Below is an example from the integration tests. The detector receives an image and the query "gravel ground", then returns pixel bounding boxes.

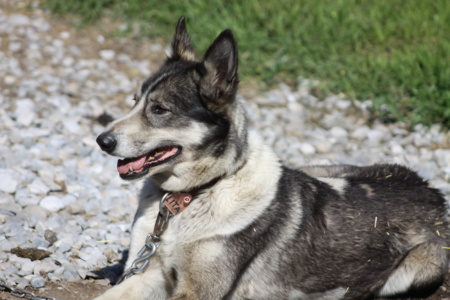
[1,1,450,299]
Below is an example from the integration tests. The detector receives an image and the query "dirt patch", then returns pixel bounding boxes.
[0,280,109,300]
[1,275,450,299]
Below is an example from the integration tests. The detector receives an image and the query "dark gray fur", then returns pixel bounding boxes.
[226,165,448,299]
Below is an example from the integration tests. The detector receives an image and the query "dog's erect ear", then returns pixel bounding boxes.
[200,29,239,105]
[169,16,196,61]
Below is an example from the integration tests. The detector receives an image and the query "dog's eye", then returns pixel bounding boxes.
[151,104,168,115]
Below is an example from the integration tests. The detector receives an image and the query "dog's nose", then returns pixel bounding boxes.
[96,133,117,153]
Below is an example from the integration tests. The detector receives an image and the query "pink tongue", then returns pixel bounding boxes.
[117,155,147,175]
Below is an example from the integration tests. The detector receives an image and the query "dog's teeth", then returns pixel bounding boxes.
[129,166,134,172]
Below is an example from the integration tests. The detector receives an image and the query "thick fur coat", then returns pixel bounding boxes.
[95,17,449,300]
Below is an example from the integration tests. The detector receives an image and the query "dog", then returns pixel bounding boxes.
[95,16,449,300]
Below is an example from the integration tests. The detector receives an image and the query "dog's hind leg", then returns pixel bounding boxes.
[377,238,448,297]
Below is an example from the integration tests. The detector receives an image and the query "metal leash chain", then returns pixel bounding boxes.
[115,233,161,284]
[0,279,62,300]
[116,193,172,285]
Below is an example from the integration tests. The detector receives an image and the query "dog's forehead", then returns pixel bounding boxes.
[140,61,199,98]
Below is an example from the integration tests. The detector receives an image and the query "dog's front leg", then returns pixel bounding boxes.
[167,242,246,300]
[95,195,170,300]
[94,265,169,300]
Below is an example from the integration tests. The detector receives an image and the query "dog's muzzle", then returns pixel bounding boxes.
[96,132,117,153]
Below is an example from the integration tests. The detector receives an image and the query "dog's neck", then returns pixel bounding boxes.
[167,174,224,197]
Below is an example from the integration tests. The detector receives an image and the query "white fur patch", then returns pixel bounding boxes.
[165,131,282,241]
[288,287,347,300]
[378,267,415,297]
[317,177,348,194]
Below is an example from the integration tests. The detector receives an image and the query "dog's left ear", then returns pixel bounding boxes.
[200,29,239,105]
[169,16,196,61]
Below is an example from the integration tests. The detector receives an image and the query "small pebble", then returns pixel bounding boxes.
[39,196,64,212]
[44,229,58,246]
[30,276,45,288]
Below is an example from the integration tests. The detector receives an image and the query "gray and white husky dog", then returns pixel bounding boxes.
[95,17,449,300]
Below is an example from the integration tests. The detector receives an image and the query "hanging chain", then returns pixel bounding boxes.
[0,279,62,300]
[116,193,173,285]
[115,233,161,285]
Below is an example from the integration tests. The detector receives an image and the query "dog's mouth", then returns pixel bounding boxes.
[117,146,181,180]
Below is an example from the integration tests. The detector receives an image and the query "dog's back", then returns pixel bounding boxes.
[231,164,448,299]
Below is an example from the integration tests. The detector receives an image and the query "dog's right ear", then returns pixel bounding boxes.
[168,16,196,61]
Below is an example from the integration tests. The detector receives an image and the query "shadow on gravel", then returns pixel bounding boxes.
[93,250,128,285]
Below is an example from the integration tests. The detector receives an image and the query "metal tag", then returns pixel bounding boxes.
[163,192,193,216]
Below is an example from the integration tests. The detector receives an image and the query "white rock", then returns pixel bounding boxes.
[117,53,130,62]
[63,265,80,281]
[15,98,36,127]
[4,75,16,85]
[17,128,51,139]
[63,119,82,134]
[33,261,58,275]
[335,99,352,110]
[414,133,431,147]
[9,14,31,27]
[299,143,316,155]
[17,190,41,207]
[66,201,85,215]
[20,261,36,274]
[366,130,384,146]
[32,18,50,32]
[48,266,64,281]
[330,126,348,140]
[78,268,88,279]
[39,196,64,212]
[62,56,74,67]
[0,191,15,206]
[390,144,404,155]
[99,49,115,60]
[28,178,50,195]
[57,242,72,253]
[0,239,13,252]
[60,31,71,39]
[79,246,107,267]
[97,35,105,43]
[0,169,19,194]
[351,126,369,140]
[434,149,450,168]
[442,166,450,176]
[30,276,45,288]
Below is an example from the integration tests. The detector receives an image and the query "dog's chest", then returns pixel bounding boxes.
[154,190,269,280]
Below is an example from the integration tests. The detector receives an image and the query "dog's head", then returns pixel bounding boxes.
[96,17,247,191]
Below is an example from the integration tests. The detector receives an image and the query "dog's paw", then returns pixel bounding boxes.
[93,274,168,300]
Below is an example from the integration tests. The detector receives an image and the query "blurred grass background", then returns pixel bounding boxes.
[43,0,450,128]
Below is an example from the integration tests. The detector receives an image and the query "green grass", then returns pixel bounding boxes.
[44,0,450,128]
